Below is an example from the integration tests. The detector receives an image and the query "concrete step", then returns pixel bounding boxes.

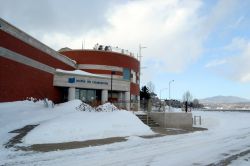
[136,115,160,127]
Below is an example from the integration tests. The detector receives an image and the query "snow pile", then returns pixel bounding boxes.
[0,100,153,145]
[76,102,119,112]
[76,102,95,112]
[96,102,118,112]
[0,99,153,145]
[0,100,45,112]
[23,110,153,144]
[53,100,82,111]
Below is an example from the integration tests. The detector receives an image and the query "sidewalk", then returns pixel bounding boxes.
[6,124,206,152]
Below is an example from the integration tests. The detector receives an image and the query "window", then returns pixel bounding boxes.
[123,68,130,80]
[75,89,96,102]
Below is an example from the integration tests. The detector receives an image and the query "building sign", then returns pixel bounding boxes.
[68,77,108,85]
[68,77,76,83]
[54,74,129,91]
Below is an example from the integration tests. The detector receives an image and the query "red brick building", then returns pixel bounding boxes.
[0,18,140,110]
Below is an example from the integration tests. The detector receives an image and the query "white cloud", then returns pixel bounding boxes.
[32,0,205,75]
[208,38,250,83]
[205,59,227,68]
[230,16,245,28]
[42,0,238,75]
[1,0,241,80]
[228,38,250,83]
[79,0,205,73]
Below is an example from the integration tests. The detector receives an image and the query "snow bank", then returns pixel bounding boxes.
[96,102,118,112]
[0,100,45,112]
[23,110,154,144]
[76,102,96,112]
[54,99,82,112]
[0,100,81,146]
[0,99,153,146]
[76,102,119,112]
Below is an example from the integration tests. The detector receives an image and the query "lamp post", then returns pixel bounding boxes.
[138,44,146,111]
[159,88,168,128]
[111,71,116,103]
[139,44,147,61]
[160,88,168,100]
[160,88,167,112]
[168,80,174,111]
[138,44,147,88]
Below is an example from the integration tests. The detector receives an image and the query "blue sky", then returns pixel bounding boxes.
[1,0,250,100]
[141,0,250,100]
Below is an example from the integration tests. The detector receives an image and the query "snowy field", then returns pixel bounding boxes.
[1,100,250,165]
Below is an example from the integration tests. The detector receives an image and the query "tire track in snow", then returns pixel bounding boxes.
[206,148,250,166]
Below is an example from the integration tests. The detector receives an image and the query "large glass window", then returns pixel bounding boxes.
[123,68,130,80]
[75,89,97,102]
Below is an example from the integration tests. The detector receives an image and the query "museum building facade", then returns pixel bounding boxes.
[0,18,140,110]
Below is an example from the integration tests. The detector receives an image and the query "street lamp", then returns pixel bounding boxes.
[138,44,147,87]
[159,88,168,128]
[160,88,168,100]
[138,44,147,61]
[110,71,116,103]
[159,88,167,112]
[169,80,174,111]
[138,44,146,111]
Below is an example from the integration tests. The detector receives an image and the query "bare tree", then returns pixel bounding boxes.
[193,98,199,107]
[147,81,155,94]
[192,98,204,108]
[182,91,193,103]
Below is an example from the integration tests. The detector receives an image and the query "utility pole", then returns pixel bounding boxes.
[169,80,174,111]
[138,44,147,88]
[138,44,146,111]
[159,88,168,112]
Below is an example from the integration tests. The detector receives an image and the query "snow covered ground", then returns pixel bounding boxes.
[1,100,250,166]
[0,100,153,144]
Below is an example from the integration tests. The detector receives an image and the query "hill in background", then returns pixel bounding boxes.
[200,96,250,110]
[200,95,250,104]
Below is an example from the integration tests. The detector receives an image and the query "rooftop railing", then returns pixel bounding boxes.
[93,44,136,58]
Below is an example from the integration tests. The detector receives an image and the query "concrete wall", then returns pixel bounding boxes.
[149,112,193,129]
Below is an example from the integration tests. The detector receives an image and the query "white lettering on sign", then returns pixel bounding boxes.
[74,78,108,85]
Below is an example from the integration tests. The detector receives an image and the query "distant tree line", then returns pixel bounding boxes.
[164,99,204,108]
[140,85,204,109]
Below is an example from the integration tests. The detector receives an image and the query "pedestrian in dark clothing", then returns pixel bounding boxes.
[185,101,188,112]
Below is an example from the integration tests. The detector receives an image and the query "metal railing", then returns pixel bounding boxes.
[193,116,202,125]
